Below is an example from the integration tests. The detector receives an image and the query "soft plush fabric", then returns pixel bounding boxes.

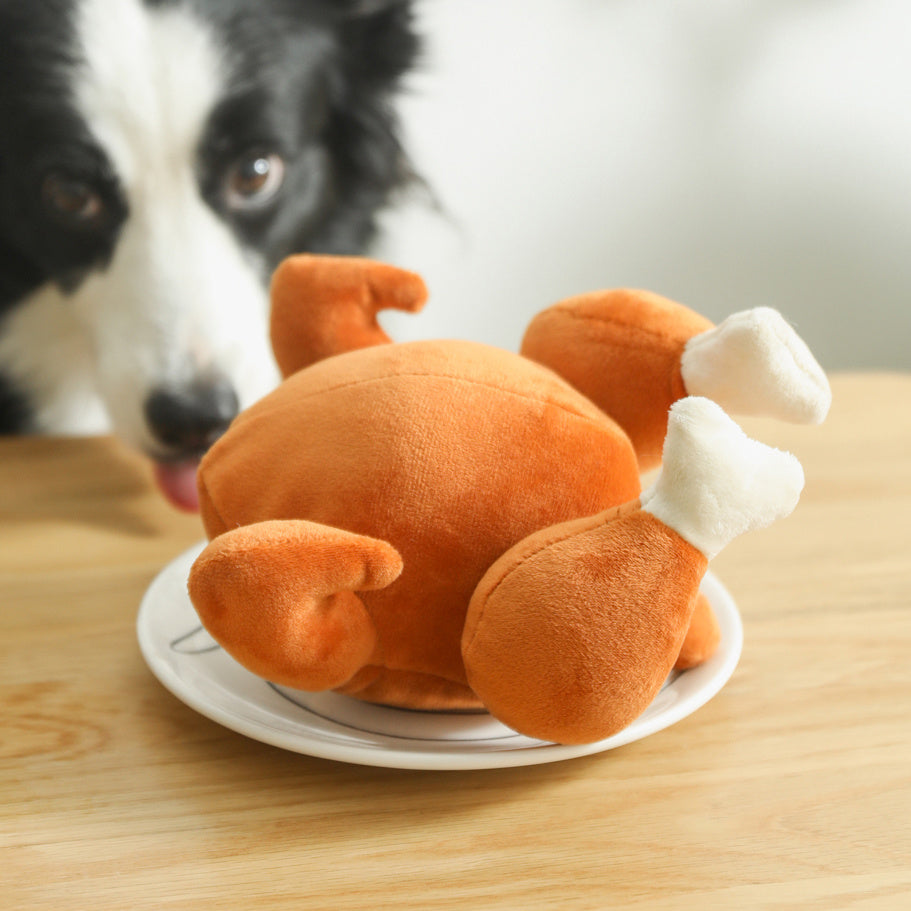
[463,507,708,745]
[270,255,429,378]
[188,254,829,744]
[680,307,832,425]
[640,396,805,561]
[521,289,713,472]
[195,337,644,709]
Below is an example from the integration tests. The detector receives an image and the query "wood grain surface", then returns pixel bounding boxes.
[2,373,909,910]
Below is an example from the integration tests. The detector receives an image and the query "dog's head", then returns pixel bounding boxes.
[0,0,418,507]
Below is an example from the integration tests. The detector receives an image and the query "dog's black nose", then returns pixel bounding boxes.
[144,377,239,453]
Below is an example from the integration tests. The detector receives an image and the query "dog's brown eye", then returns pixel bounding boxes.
[225,152,285,209]
[41,173,105,227]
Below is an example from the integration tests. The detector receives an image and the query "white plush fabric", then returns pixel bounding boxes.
[641,397,805,560]
[680,307,832,424]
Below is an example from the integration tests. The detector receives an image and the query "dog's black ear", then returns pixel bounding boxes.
[334,0,420,86]
[307,0,413,24]
[338,0,412,16]
[308,0,421,251]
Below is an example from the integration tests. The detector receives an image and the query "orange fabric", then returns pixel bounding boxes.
[196,337,642,711]
[674,592,721,670]
[189,255,725,742]
[463,508,708,744]
[521,289,713,471]
[269,254,427,378]
[188,520,401,690]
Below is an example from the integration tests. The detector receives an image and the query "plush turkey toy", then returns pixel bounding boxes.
[188,255,830,745]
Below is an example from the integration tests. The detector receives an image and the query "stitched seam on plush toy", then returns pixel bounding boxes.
[541,307,688,347]
[211,500,231,534]
[200,479,236,537]
[352,663,473,692]
[248,371,614,431]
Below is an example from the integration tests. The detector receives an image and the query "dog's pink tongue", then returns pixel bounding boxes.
[153,460,201,512]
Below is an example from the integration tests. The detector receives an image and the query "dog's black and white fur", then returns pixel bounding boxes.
[0,0,418,503]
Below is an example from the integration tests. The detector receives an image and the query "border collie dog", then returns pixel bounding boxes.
[0,0,418,508]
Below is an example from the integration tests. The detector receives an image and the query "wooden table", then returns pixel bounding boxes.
[2,373,909,910]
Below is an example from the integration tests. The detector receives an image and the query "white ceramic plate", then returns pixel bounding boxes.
[137,543,743,770]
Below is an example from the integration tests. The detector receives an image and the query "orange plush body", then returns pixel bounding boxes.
[189,255,827,745]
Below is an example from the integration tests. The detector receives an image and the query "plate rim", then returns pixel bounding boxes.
[137,542,743,770]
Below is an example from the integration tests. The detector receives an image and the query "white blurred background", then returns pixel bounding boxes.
[376,0,911,369]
